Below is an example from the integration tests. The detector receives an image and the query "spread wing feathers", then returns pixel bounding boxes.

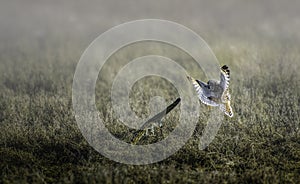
[219,101,233,117]
[220,65,231,102]
[187,76,219,107]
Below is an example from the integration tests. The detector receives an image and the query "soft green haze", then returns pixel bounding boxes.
[0,0,299,183]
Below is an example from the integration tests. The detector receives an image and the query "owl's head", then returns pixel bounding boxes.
[207,80,218,90]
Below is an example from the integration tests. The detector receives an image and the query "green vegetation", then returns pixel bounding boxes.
[0,34,299,183]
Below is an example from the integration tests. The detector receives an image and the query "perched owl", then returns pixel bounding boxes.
[187,65,233,117]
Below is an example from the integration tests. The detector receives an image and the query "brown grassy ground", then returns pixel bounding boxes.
[0,0,300,183]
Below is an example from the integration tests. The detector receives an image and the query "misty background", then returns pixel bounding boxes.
[1,1,300,183]
[1,0,300,49]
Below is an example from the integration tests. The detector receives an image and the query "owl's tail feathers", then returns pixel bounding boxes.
[220,101,233,117]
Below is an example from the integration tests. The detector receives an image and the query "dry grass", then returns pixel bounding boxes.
[0,36,299,183]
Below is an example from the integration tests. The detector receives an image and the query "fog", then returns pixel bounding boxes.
[1,0,299,46]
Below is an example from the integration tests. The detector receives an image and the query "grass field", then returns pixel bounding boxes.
[1,0,300,183]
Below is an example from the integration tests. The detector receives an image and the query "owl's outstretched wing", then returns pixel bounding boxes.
[220,65,231,102]
[219,65,233,117]
[187,76,219,106]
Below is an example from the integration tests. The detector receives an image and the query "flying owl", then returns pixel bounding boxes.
[187,65,233,117]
